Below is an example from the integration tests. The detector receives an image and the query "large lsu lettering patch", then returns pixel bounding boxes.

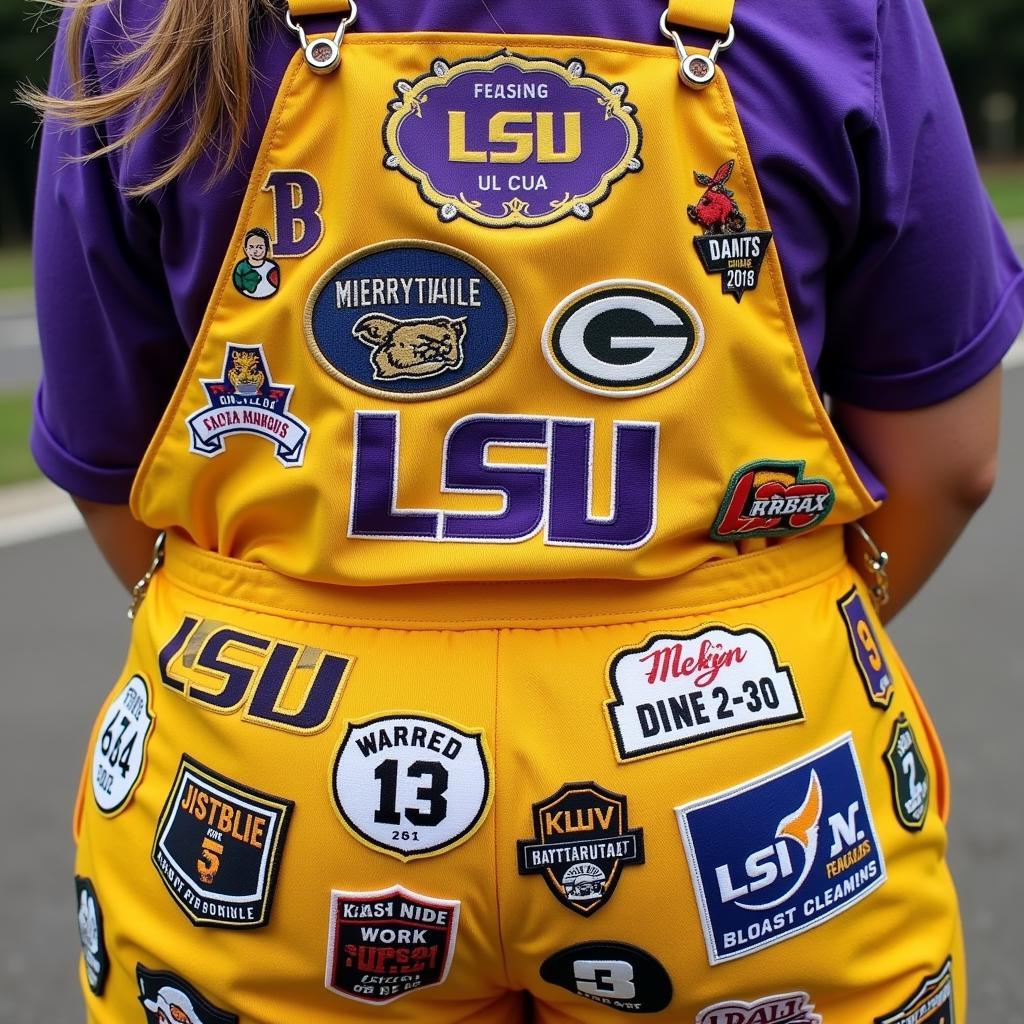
[152,755,293,928]
[332,715,492,860]
[186,345,310,466]
[349,412,659,549]
[712,461,834,541]
[676,734,886,964]
[383,52,642,228]
[158,615,353,735]
[304,242,515,400]
[605,626,803,762]
[325,887,460,1005]
[875,958,955,1024]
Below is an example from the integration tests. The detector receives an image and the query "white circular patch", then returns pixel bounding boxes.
[542,280,704,397]
[91,674,154,815]
[332,714,492,861]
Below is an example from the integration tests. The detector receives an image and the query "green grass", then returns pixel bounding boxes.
[981,166,1024,221]
[0,391,40,486]
[0,247,32,291]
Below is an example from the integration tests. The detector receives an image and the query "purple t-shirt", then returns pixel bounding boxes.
[31,0,1024,503]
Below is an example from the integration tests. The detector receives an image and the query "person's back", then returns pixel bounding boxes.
[31,1,1021,1021]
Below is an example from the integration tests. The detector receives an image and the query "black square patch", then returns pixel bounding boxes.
[151,755,292,928]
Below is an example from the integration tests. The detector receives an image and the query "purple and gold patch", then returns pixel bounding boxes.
[383,52,642,228]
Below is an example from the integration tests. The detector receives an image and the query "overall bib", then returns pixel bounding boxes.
[73,2,965,1021]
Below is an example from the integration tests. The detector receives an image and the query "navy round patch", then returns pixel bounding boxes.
[304,241,516,399]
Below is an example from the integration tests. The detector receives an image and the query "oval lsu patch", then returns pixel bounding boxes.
[383,52,642,228]
[304,241,515,400]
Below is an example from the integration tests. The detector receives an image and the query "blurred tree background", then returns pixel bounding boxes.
[1,0,1023,246]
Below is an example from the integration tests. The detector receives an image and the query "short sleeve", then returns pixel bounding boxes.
[30,8,189,503]
[819,0,1024,410]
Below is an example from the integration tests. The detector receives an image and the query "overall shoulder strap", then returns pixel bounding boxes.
[666,0,734,35]
[288,0,350,15]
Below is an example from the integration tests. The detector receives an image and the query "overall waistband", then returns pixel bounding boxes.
[160,528,851,630]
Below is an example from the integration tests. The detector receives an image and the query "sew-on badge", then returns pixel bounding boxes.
[231,227,280,299]
[186,344,310,466]
[883,714,930,832]
[875,958,955,1024]
[261,169,324,257]
[382,52,642,228]
[517,782,645,917]
[605,626,803,762]
[838,587,894,708]
[539,941,673,1014]
[332,714,492,861]
[542,281,704,398]
[688,160,773,302]
[712,460,834,541]
[75,877,109,997]
[696,992,822,1024]
[152,755,293,929]
[304,241,515,400]
[676,734,886,965]
[325,886,460,1005]
[158,615,353,735]
[91,674,154,816]
[137,964,238,1024]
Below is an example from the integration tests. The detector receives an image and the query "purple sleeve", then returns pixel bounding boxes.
[818,0,1024,410]
[30,10,190,503]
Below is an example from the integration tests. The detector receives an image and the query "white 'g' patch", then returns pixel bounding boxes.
[332,714,492,861]
[91,674,154,815]
[542,280,703,397]
[605,626,802,761]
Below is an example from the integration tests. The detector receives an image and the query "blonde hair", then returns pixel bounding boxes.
[23,0,277,196]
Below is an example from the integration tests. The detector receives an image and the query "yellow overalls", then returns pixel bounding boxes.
[72,1,965,1020]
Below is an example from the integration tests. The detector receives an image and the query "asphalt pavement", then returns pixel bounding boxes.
[0,369,1022,1022]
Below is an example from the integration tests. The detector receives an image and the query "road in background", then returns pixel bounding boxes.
[0,369,1022,1022]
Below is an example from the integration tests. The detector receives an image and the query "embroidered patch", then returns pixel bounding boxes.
[137,964,237,1024]
[91,674,154,816]
[883,714,930,832]
[542,281,703,397]
[348,411,659,548]
[605,626,803,762]
[158,615,353,735]
[304,241,515,400]
[382,52,642,228]
[688,160,773,302]
[75,877,109,997]
[261,169,323,257]
[539,941,673,1014]
[186,345,310,466]
[332,714,492,860]
[325,886,460,1005]
[676,734,886,964]
[712,460,834,541]
[696,992,822,1024]
[231,227,279,299]
[838,588,894,708]
[517,782,645,916]
[875,958,955,1024]
[152,755,293,929]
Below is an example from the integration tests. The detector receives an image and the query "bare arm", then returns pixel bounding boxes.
[72,497,160,592]
[833,366,1003,623]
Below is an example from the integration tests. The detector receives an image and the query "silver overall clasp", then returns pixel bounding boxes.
[850,521,891,609]
[128,531,166,621]
[286,0,358,75]
[659,10,735,90]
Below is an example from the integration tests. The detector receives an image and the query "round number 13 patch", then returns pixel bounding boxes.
[332,714,492,861]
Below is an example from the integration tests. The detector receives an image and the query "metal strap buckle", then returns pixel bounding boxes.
[850,522,891,609]
[659,10,735,90]
[286,1,358,75]
[128,531,166,621]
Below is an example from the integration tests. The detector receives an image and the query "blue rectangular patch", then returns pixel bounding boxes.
[838,588,893,707]
[676,734,886,964]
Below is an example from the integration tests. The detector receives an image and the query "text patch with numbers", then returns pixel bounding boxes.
[91,674,154,816]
